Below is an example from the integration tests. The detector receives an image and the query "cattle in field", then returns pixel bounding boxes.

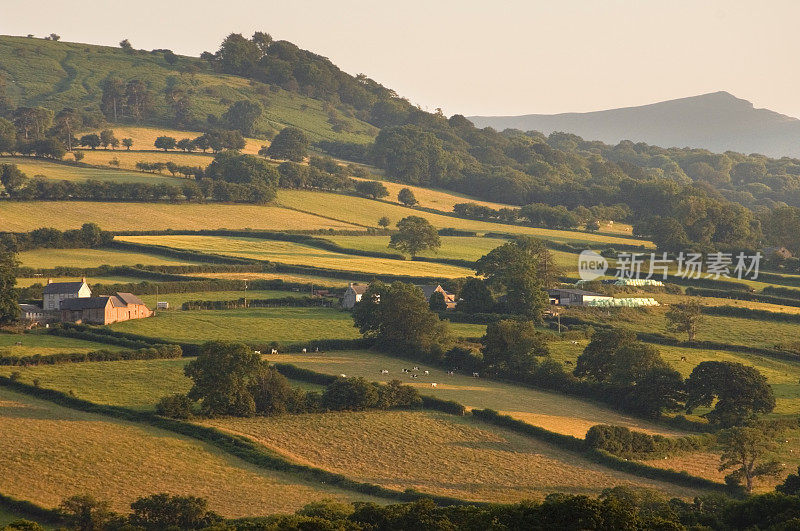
[271,348,278,355]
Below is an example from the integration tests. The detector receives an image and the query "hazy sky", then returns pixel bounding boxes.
[2,0,798,118]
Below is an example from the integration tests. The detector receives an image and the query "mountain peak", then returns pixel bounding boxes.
[468,92,800,157]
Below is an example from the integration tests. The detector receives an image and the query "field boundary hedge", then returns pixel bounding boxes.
[181,296,336,310]
[0,343,182,367]
[0,377,472,508]
[110,240,454,284]
[471,409,729,494]
[0,492,64,526]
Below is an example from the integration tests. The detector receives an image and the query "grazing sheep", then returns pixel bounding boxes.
[302,348,307,353]
[339,374,347,378]
[380,369,389,374]
[412,366,419,371]
[447,371,454,375]
[270,348,278,355]
[253,350,261,355]
[472,372,480,378]
[571,341,578,345]
[424,370,429,375]
[680,356,687,362]
[431,383,437,388]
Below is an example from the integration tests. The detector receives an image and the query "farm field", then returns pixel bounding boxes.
[276,189,653,247]
[0,387,378,515]
[109,307,486,343]
[197,271,355,287]
[80,126,265,156]
[351,177,520,213]
[1,156,179,184]
[326,235,506,262]
[0,332,123,358]
[205,410,708,502]
[16,247,203,269]
[0,201,362,232]
[136,289,312,308]
[15,275,147,288]
[561,305,800,350]
[116,235,476,278]
[266,350,685,438]
[324,234,581,269]
[74,149,216,171]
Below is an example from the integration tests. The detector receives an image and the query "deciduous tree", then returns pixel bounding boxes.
[389,216,440,257]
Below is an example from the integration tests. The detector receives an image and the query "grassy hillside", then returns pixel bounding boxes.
[0,201,362,231]
[16,247,202,269]
[108,307,485,344]
[205,410,707,502]
[0,387,376,515]
[116,235,476,277]
[0,332,124,357]
[0,35,376,143]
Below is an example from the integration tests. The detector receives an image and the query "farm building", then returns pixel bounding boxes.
[548,288,613,306]
[19,303,45,322]
[342,283,368,309]
[60,292,152,325]
[42,278,91,310]
[417,284,457,309]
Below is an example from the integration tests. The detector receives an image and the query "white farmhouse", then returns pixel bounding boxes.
[42,278,91,311]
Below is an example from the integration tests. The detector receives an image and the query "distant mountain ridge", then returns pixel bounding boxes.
[468,92,800,158]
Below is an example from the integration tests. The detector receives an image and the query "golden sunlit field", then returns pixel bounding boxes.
[116,235,476,277]
[204,410,708,502]
[0,201,363,232]
[0,387,378,516]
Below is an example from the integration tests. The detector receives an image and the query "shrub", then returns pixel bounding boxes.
[155,394,193,419]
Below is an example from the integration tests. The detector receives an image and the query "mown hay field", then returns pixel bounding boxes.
[0,387,379,515]
[0,332,124,358]
[16,247,202,269]
[276,189,653,248]
[205,410,707,502]
[267,350,684,438]
[350,177,520,213]
[116,235,476,278]
[0,201,362,232]
[323,234,582,270]
[108,307,485,344]
[2,156,179,184]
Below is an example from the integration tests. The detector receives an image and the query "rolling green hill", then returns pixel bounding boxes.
[0,35,376,143]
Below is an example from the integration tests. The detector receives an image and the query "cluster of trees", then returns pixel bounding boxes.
[30,480,800,530]
[147,130,246,153]
[158,341,422,418]
[135,161,203,178]
[574,328,775,424]
[78,130,130,151]
[454,201,630,231]
[352,281,454,358]
[0,223,111,252]
[0,247,17,325]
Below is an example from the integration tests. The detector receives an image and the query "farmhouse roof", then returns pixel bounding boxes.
[348,284,368,295]
[417,284,443,300]
[43,281,87,295]
[548,288,607,297]
[19,303,43,313]
[115,292,145,306]
[60,296,111,310]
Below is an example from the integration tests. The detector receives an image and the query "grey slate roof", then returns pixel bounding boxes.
[115,292,145,306]
[60,297,111,310]
[43,281,87,295]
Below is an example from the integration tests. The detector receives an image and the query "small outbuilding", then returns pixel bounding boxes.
[548,288,613,307]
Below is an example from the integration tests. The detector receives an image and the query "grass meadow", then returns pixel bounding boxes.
[0,332,124,358]
[15,275,148,288]
[266,350,684,438]
[276,189,653,247]
[108,307,486,344]
[16,248,202,269]
[205,410,708,502]
[0,202,362,232]
[197,271,355,287]
[116,235,476,278]
[74,149,216,171]
[2,156,180,184]
[0,387,378,516]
